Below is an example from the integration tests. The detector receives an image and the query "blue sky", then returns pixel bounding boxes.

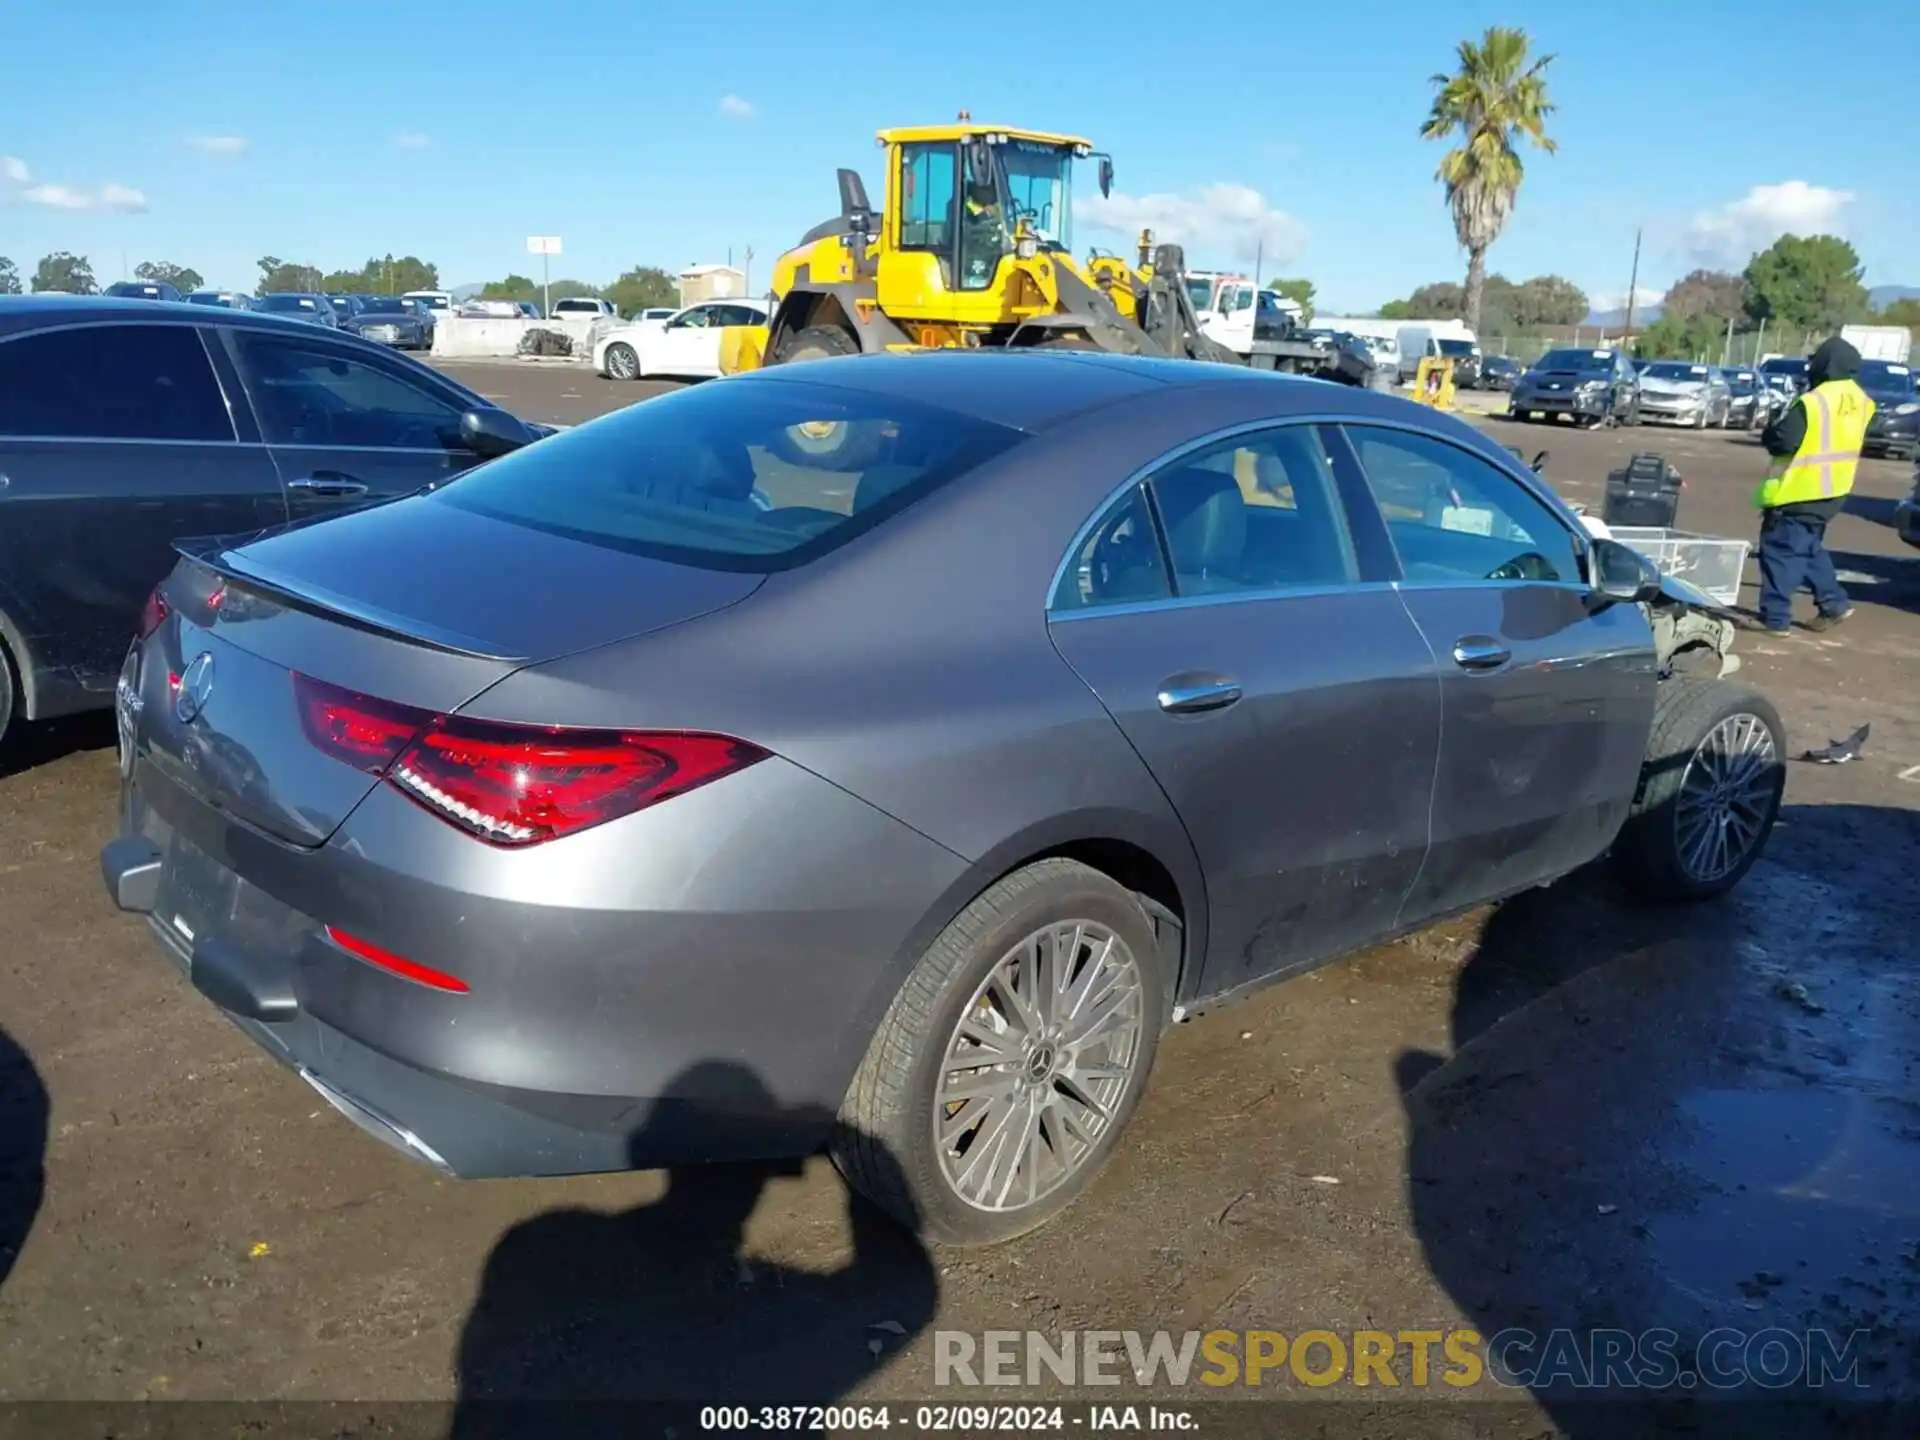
[4,0,1915,317]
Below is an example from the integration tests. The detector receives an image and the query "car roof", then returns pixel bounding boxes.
[736,349,1399,433]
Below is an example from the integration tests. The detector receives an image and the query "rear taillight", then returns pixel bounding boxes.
[136,589,170,641]
[294,674,433,775]
[292,674,766,846]
[390,722,766,846]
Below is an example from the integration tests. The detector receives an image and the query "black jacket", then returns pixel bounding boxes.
[1758,336,1861,520]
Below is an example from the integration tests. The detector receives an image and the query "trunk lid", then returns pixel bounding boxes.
[140,498,763,847]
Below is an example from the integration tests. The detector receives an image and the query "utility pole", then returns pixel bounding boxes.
[1253,240,1263,291]
[743,246,755,299]
[1622,228,1642,345]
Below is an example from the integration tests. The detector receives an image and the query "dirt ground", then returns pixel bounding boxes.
[1,363,1916,1432]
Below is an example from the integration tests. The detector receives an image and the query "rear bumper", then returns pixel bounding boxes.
[1864,417,1919,455]
[104,751,967,1178]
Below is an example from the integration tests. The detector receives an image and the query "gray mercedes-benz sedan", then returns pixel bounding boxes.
[101,351,1784,1244]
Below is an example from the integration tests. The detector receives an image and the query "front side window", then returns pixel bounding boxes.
[1341,426,1579,585]
[898,142,956,252]
[0,324,234,442]
[232,330,463,449]
[434,378,1021,573]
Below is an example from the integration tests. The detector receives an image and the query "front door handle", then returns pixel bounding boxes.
[286,473,369,499]
[1156,676,1243,715]
[1451,638,1512,672]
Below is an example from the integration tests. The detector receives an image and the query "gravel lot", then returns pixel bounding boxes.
[2,360,1915,1430]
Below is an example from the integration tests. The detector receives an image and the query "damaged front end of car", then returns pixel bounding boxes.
[1645,573,1740,680]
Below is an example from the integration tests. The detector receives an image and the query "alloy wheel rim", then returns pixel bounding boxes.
[609,346,637,379]
[1674,712,1778,883]
[933,920,1145,1213]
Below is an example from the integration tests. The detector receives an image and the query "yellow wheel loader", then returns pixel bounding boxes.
[721,118,1351,385]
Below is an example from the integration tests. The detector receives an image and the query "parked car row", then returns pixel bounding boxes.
[0,296,553,748]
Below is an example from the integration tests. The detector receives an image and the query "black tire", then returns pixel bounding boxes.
[765,324,882,469]
[603,342,640,381]
[0,641,14,751]
[1613,680,1785,904]
[832,858,1169,1246]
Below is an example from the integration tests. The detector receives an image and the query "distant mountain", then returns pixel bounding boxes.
[1869,285,1919,308]
[450,282,485,300]
[1582,304,1662,329]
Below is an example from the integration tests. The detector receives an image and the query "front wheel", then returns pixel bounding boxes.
[1613,680,1785,903]
[603,343,640,381]
[832,858,1168,1246]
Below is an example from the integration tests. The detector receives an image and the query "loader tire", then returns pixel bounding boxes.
[767,325,882,469]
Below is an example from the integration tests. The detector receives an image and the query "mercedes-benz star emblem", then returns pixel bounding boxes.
[174,651,216,724]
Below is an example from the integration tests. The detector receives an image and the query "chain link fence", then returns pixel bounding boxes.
[1479,325,1895,367]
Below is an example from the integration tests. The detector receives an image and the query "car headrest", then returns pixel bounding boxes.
[1156,467,1246,582]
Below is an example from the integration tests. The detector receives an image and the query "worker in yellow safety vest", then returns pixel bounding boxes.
[1753,336,1874,632]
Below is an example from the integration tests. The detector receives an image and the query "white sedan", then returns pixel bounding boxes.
[593,299,771,381]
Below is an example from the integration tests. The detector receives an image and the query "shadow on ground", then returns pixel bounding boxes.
[0,1025,47,1294]
[1401,803,1920,1436]
[450,1062,939,1437]
[1828,549,1920,619]
[0,711,116,781]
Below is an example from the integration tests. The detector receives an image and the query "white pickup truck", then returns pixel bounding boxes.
[1196,280,1305,359]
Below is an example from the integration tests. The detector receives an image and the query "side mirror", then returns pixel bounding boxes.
[1098,155,1114,198]
[1588,537,1663,606]
[459,407,535,460]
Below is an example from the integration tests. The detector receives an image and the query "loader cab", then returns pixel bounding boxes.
[880,124,1097,322]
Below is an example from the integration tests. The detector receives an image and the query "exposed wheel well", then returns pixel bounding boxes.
[1026,838,1190,1001]
[770,292,856,355]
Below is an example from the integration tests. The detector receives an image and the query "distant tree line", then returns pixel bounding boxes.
[0,254,688,317]
[1376,274,1590,330]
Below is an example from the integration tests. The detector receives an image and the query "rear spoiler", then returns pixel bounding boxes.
[170,536,531,663]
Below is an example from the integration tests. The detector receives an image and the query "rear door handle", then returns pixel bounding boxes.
[286,473,369,499]
[1156,676,1243,714]
[1451,638,1512,672]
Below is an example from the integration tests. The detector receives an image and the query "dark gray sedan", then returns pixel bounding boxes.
[101,352,1785,1244]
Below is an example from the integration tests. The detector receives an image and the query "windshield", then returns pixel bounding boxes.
[358,298,409,314]
[109,283,165,297]
[1760,358,1806,377]
[186,293,232,306]
[435,378,1023,573]
[1726,372,1756,393]
[1437,339,1475,357]
[259,295,319,312]
[1644,363,1710,382]
[1534,348,1614,373]
[996,139,1073,250]
[1857,360,1914,400]
[406,294,450,310]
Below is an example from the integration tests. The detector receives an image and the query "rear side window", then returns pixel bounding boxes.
[434,377,1022,572]
[0,324,234,441]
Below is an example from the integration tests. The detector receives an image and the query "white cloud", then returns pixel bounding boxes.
[393,131,432,151]
[20,180,147,213]
[98,183,147,213]
[1683,181,1855,265]
[718,94,758,119]
[1075,183,1306,267]
[1,155,29,184]
[185,134,248,155]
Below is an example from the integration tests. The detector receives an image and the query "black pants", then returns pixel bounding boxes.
[1756,507,1847,628]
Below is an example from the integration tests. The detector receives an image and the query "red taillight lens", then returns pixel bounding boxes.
[136,589,170,641]
[390,722,767,846]
[324,926,469,994]
[293,674,433,775]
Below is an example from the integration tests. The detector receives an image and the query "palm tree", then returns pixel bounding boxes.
[1421,27,1558,336]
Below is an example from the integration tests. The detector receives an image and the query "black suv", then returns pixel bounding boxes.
[0,297,550,749]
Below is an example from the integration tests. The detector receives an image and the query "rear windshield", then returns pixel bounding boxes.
[1437,339,1475,356]
[1534,348,1613,372]
[433,378,1024,572]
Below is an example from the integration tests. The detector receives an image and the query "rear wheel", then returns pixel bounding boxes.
[766,324,881,468]
[0,642,14,751]
[603,343,640,381]
[832,858,1168,1246]
[1614,680,1785,903]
